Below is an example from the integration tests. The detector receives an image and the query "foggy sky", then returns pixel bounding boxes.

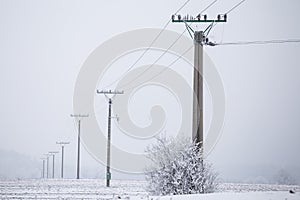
[0,0,299,182]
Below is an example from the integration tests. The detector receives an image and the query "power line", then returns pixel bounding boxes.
[119,28,188,90]
[119,1,218,90]
[101,0,192,89]
[122,45,193,91]
[174,0,192,15]
[104,0,246,90]
[210,0,247,38]
[215,39,300,46]
[199,0,218,15]
[225,0,246,15]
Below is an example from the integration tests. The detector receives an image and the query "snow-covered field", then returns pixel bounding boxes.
[0,179,148,199]
[0,179,299,200]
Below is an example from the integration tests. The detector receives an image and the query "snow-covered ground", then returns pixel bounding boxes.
[0,179,299,200]
[154,191,300,200]
[0,179,147,199]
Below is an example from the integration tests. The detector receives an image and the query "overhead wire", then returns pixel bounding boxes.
[118,0,218,90]
[225,0,246,15]
[122,45,194,91]
[101,0,191,89]
[119,28,189,90]
[215,39,300,46]
[104,0,247,90]
[118,0,249,90]
[209,0,246,37]
[198,0,218,16]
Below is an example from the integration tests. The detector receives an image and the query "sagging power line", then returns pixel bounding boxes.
[214,39,300,46]
[119,0,219,91]
[101,0,192,89]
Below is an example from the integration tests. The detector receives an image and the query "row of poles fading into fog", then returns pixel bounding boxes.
[40,114,88,179]
[39,98,117,182]
[40,142,70,179]
[40,89,123,184]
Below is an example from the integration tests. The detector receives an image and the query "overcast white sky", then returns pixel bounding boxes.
[0,0,300,181]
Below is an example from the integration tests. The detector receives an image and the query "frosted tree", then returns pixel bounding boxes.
[145,137,218,195]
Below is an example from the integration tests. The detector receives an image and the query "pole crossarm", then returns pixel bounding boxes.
[48,151,59,154]
[70,114,89,118]
[172,14,227,23]
[56,142,70,145]
[97,90,124,94]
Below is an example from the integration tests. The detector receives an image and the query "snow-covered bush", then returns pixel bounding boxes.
[145,137,218,195]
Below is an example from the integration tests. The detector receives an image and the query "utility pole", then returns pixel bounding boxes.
[56,142,70,178]
[40,158,46,179]
[193,31,205,147]
[96,89,124,187]
[44,154,50,178]
[49,151,59,179]
[172,13,227,147]
[71,114,89,179]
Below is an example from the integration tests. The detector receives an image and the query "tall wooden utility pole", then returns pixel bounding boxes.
[56,142,70,179]
[172,13,227,147]
[193,31,205,146]
[97,89,123,187]
[71,114,89,179]
[40,158,46,178]
[49,151,59,179]
[44,154,50,178]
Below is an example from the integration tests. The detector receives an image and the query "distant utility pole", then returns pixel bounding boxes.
[172,13,227,148]
[40,158,46,179]
[70,114,89,179]
[44,154,50,178]
[49,151,59,179]
[96,89,124,187]
[56,142,70,179]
